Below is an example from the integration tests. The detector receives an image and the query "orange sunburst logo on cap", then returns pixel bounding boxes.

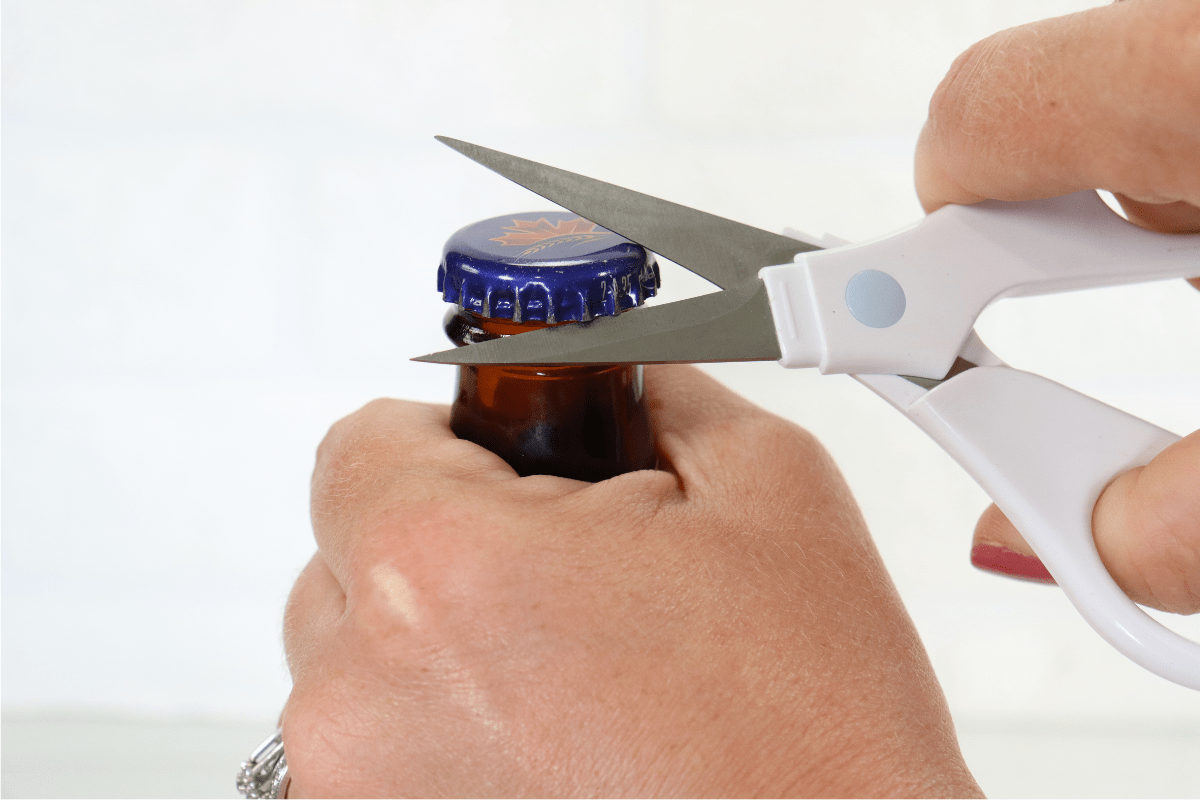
[490,217,612,256]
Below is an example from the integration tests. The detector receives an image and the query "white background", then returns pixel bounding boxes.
[3,0,1199,796]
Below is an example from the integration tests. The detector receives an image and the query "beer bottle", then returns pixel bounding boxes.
[438,211,660,482]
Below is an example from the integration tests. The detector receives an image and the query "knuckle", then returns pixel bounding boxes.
[926,34,1001,140]
[926,24,1069,178]
[719,414,867,540]
[736,412,825,467]
[314,399,397,469]
[310,399,418,520]
[311,399,506,522]
[702,411,834,504]
[281,557,344,681]
[311,442,383,523]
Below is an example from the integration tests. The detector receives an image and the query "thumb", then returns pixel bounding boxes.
[971,430,1200,615]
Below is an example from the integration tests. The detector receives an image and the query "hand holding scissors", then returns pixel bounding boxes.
[916,0,1200,619]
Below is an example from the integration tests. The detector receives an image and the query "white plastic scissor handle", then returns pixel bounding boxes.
[857,334,1200,691]
[771,195,1200,687]
[762,191,1200,379]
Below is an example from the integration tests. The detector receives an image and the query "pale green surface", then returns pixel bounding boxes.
[958,722,1200,799]
[1,714,265,799]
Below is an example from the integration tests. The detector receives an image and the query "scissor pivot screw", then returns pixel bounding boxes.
[845,269,906,328]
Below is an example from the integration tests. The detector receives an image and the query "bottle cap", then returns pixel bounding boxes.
[438,211,659,323]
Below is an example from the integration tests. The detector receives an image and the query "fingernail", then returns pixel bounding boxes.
[971,544,1056,584]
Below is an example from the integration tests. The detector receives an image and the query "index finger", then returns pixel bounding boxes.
[915,0,1200,214]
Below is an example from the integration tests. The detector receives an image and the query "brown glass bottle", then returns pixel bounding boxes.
[445,309,655,482]
[438,211,660,482]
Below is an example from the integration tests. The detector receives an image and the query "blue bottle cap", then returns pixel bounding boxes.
[438,211,659,323]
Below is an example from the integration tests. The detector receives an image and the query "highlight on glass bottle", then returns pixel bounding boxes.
[437,211,660,482]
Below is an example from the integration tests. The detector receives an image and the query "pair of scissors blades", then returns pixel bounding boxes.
[416,137,1200,690]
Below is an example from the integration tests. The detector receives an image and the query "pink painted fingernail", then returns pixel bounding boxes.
[971,544,1056,584]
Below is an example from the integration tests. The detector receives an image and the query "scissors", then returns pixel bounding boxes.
[416,136,1200,690]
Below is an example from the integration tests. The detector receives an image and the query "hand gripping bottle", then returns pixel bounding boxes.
[438,211,660,482]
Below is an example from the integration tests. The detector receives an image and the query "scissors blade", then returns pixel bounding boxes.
[436,136,819,290]
[413,282,781,365]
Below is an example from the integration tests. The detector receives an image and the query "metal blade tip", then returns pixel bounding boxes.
[411,348,466,364]
[435,135,471,152]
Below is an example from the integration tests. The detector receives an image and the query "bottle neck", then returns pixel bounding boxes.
[443,307,624,376]
[444,307,566,344]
